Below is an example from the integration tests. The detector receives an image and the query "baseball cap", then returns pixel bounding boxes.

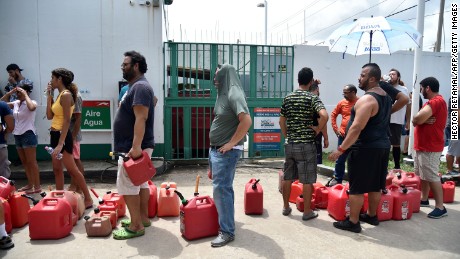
[6,64,23,72]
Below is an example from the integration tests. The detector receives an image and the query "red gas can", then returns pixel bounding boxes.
[180,195,219,240]
[158,182,180,217]
[405,186,421,213]
[314,186,329,209]
[8,192,30,228]
[47,191,79,225]
[386,169,400,186]
[392,171,420,190]
[443,181,456,203]
[244,179,263,215]
[388,185,412,220]
[327,184,350,221]
[147,180,158,218]
[376,189,394,221]
[98,200,118,219]
[0,176,15,199]
[296,194,316,212]
[28,198,73,239]
[361,193,369,214]
[289,180,303,203]
[123,151,156,186]
[0,198,12,233]
[92,208,117,229]
[103,191,126,218]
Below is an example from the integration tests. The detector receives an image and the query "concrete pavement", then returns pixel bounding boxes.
[2,161,460,259]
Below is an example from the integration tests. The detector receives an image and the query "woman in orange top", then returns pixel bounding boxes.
[46,68,93,208]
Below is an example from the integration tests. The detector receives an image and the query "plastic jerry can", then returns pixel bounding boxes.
[405,186,421,213]
[327,184,350,221]
[443,181,455,203]
[386,169,400,186]
[47,191,80,224]
[244,179,263,215]
[388,185,412,220]
[103,191,126,218]
[122,151,156,186]
[158,182,180,217]
[376,189,394,221]
[147,180,158,218]
[0,176,15,199]
[0,198,12,233]
[8,192,30,228]
[289,180,303,203]
[98,200,119,219]
[180,195,219,240]
[84,215,112,237]
[295,194,316,212]
[361,193,369,214]
[392,171,420,190]
[28,198,73,239]
[314,186,329,209]
[91,208,117,229]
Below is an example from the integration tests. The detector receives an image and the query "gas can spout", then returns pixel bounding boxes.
[252,179,260,190]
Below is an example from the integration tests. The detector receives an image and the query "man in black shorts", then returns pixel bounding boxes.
[329,63,392,233]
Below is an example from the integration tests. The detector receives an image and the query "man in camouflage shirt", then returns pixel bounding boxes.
[279,67,328,221]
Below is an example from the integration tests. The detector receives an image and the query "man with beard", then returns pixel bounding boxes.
[329,84,359,186]
[387,69,409,169]
[209,64,252,247]
[5,64,33,102]
[412,77,448,218]
[329,63,392,233]
[112,51,155,239]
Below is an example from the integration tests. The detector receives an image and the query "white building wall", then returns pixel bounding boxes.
[293,45,450,151]
[0,0,164,148]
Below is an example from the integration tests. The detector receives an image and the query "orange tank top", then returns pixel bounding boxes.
[51,90,75,130]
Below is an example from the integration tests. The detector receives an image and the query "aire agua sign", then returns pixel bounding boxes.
[81,100,112,131]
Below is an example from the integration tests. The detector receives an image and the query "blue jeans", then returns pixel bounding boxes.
[333,136,350,182]
[209,148,242,237]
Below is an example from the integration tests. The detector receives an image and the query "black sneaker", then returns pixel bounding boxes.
[420,199,430,207]
[427,207,448,219]
[0,235,14,250]
[333,218,362,233]
[359,213,379,226]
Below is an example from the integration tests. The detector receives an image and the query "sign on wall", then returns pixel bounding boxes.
[253,108,281,151]
[81,100,112,131]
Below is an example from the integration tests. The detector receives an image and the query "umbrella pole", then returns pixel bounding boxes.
[369,30,373,63]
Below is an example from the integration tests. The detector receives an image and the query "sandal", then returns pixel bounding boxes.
[18,185,33,192]
[25,186,42,194]
[0,235,14,250]
[113,227,145,240]
[120,219,151,228]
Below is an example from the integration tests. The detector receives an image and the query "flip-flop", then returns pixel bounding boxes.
[18,185,33,192]
[113,227,145,240]
[120,219,151,228]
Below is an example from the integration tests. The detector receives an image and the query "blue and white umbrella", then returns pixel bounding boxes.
[327,16,422,62]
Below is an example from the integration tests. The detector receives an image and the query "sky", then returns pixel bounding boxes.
[164,0,453,52]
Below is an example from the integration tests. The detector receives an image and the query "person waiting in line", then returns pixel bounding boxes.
[280,67,328,222]
[4,64,33,102]
[46,68,93,209]
[1,84,40,194]
[329,84,359,186]
[64,91,85,193]
[387,69,409,169]
[0,100,14,178]
[0,200,13,250]
[309,83,329,164]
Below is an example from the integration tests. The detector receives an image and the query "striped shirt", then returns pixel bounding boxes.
[280,89,325,143]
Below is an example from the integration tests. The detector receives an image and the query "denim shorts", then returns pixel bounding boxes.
[14,130,38,148]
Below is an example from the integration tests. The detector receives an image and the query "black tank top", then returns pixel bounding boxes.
[346,91,392,149]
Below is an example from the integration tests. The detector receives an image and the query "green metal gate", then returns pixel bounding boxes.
[163,42,294,160]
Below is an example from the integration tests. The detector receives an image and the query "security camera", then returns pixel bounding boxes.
[145,1,151,6]
[129,0,134,5]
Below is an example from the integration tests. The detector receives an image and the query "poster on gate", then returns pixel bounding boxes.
[253,108,281,151]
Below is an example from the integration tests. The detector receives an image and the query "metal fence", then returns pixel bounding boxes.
[163,42,294,160]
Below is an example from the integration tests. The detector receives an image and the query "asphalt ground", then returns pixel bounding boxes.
[2,160,460,259]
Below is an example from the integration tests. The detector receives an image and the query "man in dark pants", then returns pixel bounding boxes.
[329,63,392,233]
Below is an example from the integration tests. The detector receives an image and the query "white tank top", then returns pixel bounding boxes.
[12,100,37,135]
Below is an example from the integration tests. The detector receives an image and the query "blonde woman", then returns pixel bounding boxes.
[1,84,40,193]
[46,68,92,208]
